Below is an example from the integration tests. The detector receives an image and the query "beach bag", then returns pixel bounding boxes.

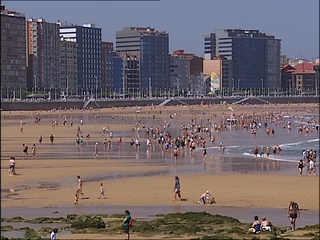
[129,218,134,227]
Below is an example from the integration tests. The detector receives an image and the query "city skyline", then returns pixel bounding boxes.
[2,0,319,61]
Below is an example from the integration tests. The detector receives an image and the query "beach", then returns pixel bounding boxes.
[1,103,319,238]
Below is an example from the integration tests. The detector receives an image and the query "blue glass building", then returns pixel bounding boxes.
[59,23,102,95]
[204,29,281,89]
[116,27,170,94]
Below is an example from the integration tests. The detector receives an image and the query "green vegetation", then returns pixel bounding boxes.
[1,212,318,239]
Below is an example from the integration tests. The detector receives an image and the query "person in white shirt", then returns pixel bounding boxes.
[309,159,317,176]
[50,228,58,240]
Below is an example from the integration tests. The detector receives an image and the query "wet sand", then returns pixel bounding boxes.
[1,103,319,235]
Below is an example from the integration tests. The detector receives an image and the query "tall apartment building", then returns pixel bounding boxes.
[102,42,114,93]
[204,33,216,61]
[170,50,193,93]
[1,6,27,94]
[27,18,60,90]
[170,50,203,94]
[116,27,170,94]
[204,29,281,89]
[59,23,102,95]
[113,51,123,93]
[60,37,77,95]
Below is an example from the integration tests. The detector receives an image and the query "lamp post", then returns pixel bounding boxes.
[7,87,9,99]
[289,79,291,96]
[232,78,234,92]
[149,77,152,98]
[176,78,180,97]
[237,79,240,90]
[261,79,263,96]
[34,75,37,93]
[315,78,318,96]
[1,87,2,100]
[95,75,98,99]
[13,87,16,100]
[66,76,68,97]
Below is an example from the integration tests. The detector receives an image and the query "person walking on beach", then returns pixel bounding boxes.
[93,142,99,157]
[266,147,270,158]
[123,210,132,240]
[298,159,304,176]
[308,159,317,176]
[50,134,54,145]
[74,191,79,205]
[22,144,29,157]
[203,146,207,159]
[288,201,300,230]
[98,183,106,199]
[38,135,42,145]
[8,157,16,176]
[260,146,265,158]
[77,175,86,198]
[32,144,36,157]
[173,176,181,201]
[254,146,259,158]
[173,148,178,161]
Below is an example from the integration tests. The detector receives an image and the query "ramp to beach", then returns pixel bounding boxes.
[82,98,100,109]
[233,97,269,105]
[158,99,172,106]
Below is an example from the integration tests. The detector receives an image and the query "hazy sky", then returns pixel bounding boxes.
[3,0,319,60]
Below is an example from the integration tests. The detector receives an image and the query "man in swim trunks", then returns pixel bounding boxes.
[287,201,300,230]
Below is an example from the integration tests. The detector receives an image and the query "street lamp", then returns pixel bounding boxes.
[95,75,98,99]
[289,79,291,95]
[7,87,9,99]
[237,79,240,90]
[13,87,16,100]
[149,77,152,98]
[34,75,37,93]
[176,78,180,97]
[232,78,235,91]
[66,76,68,97]
[315,78,318,96]
[1,87,2,100]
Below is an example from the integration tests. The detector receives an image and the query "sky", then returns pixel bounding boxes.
[3,0,319,61]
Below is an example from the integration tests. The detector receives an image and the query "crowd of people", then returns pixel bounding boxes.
[4,104,318,239]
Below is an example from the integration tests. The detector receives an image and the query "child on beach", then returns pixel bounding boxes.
[98,183,106,199]
[74,191,79,205]
[32,144,36,157]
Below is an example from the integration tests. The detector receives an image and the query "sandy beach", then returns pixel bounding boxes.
[1,103,319,238]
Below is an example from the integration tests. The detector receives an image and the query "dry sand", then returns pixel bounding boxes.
[1,103,319,211]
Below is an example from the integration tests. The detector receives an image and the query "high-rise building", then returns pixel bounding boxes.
[113,51,123,94]
[116,27,170,94]
[101,42,113,93]
[60,37,77,96]
[27,18,60,90]
[59,22,102,97]
[170,52,191,93]
[204,33,216,61]
[1,6,27,96]
[170,50,203,95]
[204,29,281,89]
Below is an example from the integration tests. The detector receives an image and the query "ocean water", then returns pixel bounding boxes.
[204,115,319,164]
